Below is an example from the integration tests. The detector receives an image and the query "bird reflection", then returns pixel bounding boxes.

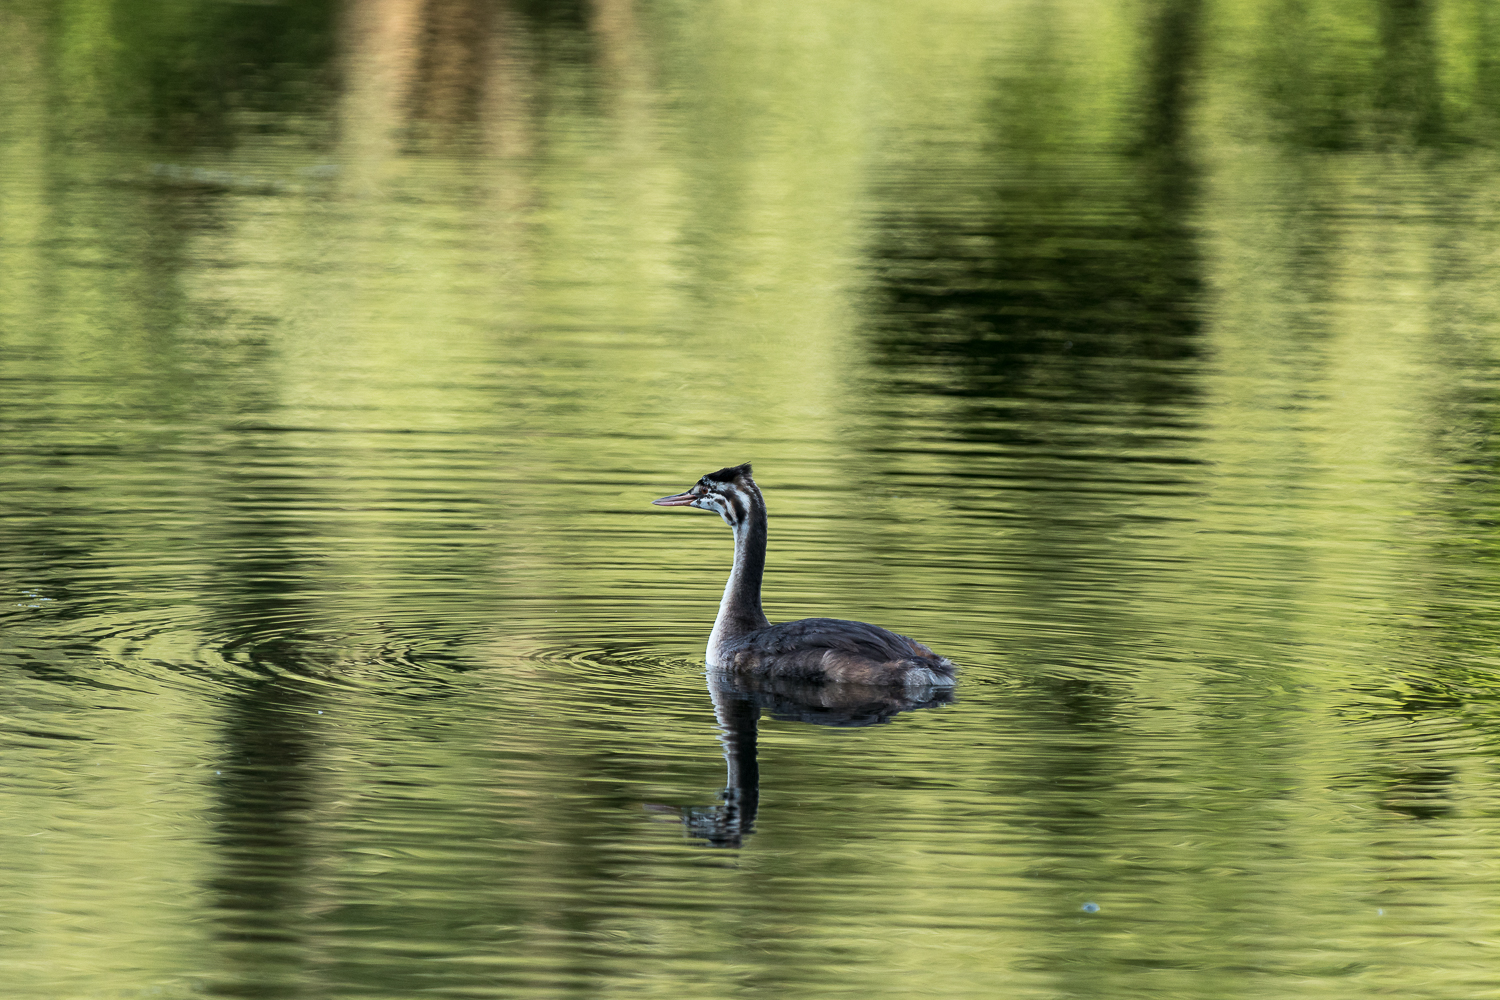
[675,670,954,849]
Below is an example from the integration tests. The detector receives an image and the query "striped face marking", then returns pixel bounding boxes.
[692,480,754,528]
[653,463,760,529]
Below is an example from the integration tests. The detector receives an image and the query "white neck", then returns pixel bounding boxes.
[706,508,769,664]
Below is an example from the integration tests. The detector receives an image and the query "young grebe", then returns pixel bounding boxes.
[652,463,957,689]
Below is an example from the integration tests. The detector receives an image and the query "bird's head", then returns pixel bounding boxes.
[652,463,760,529]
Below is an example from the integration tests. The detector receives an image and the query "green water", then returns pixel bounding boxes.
[5,1,1500,997]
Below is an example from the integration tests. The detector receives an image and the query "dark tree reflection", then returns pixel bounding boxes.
[206,679,323,999]
[202,445,339,999]
[858,2,1212,892]
[1376,0,1445,145]
[868,0,1205,426]
[1259,0,1466,149]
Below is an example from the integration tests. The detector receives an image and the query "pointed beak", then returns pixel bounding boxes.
[652,490,699,507]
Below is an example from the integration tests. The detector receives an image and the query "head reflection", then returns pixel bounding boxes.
[677,670,954,849]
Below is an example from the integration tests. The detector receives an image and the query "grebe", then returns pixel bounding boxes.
[652,463,956,689]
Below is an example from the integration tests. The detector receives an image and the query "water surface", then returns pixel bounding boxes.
[5,2,1500,998]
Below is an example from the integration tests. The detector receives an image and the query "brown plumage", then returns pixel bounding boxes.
[652,463,956,690]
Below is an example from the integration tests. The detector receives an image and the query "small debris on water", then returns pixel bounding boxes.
[1081,902,1100,913]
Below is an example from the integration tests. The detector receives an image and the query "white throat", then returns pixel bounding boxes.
[706,520,749,665]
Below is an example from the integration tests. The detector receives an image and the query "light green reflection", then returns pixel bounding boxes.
[4,1,1500,999]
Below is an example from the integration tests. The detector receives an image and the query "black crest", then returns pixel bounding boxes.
[704,463,753,484]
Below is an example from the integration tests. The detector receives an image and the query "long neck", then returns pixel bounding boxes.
[709,497,770,651]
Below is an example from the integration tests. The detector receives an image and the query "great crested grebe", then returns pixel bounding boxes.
[652,463,956,689]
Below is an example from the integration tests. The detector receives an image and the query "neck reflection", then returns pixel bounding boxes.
[679,671,955,849]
